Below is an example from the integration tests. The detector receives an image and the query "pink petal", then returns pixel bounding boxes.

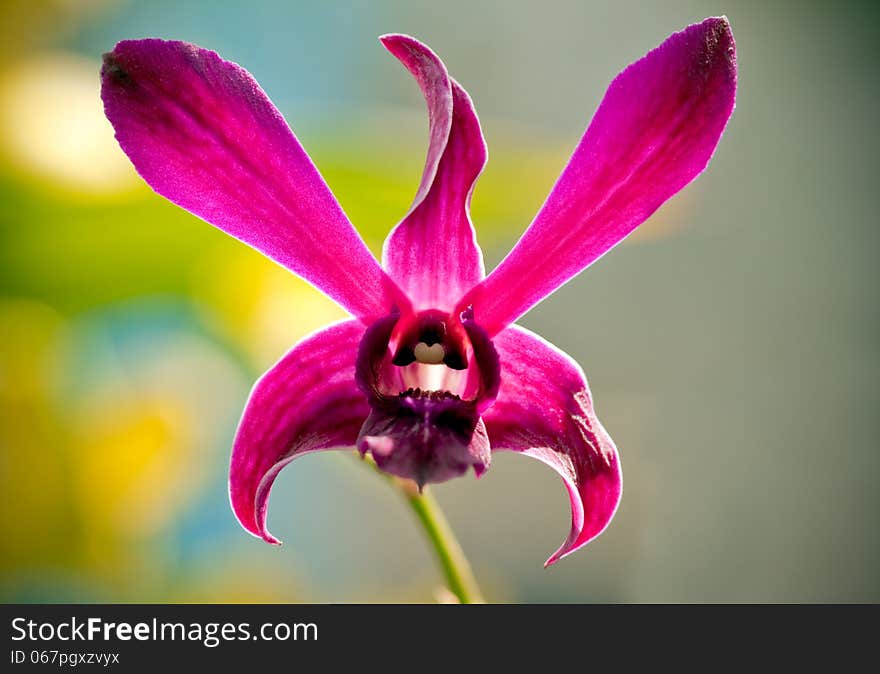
[380,34,487,310]
[229,320,369,543]
[484,326,621,566]
[101,39,399,321]
[459,17,737,335]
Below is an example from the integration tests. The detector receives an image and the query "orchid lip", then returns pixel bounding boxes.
[355,310,499,486]
[357,390,489,489]
[397,387,461,402]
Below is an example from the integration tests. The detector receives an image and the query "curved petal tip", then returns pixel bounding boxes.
[483,326,623,566]
[228,320,369,545]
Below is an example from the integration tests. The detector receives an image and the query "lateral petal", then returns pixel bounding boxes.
[102,39,399,321]
[460,18,737,335]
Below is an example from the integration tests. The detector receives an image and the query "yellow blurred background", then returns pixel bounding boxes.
[1,0,877,602]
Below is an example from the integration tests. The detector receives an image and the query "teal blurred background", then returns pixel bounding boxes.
[1,0,877,602]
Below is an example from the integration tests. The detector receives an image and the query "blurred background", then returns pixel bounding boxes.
[1,0,877,603]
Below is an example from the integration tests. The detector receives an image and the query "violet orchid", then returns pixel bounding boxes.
[101,17,736,567]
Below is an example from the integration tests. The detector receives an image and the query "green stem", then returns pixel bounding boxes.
[403,486,484,604]
[362,455,484,604]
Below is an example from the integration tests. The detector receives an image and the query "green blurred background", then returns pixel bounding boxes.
[1,0,877,602]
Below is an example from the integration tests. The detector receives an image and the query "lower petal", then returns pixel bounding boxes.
[229,320,369,543]
[484,326,622,566]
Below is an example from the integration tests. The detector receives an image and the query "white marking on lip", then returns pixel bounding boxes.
[414,342,445,364]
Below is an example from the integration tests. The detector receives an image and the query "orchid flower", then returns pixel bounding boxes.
[101,17,736,567]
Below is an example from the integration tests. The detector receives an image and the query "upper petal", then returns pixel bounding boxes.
[459,17,737,335]
[483,325,621,566]
[101,39,400,322]
[229,319,369,544]
[380,34,487,310]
